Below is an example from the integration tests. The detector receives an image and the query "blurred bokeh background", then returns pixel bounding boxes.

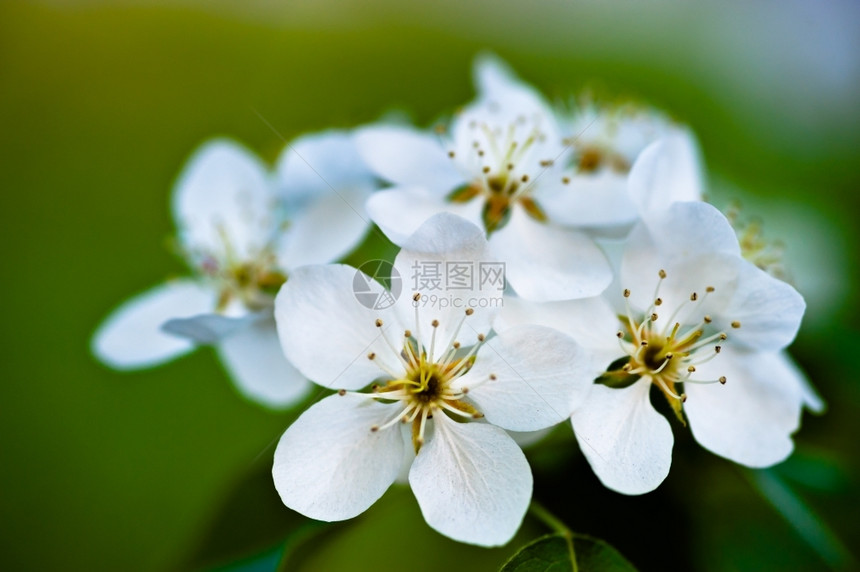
[1,1,858,570]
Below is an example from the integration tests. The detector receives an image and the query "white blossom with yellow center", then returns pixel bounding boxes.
[92,133,376,407]
[272,214,593,546]
[497,202,814,495]
[356,55,612,301]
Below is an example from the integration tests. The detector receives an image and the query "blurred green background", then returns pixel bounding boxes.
[1,1,858,570]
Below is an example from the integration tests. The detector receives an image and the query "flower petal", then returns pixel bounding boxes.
[275,130,376,204]
[409,415,531,546]
[717,259,806,351]
[172,139,275,259]
[217,319,312,408]
[539,171,639,230]
[366,187,483,246]
[278,185,372,268]
[274,264,404,390]
[355,125,464,192]
[392,213,498,358]
[572,381,673,495]
[628,132,704,216]
[272,394,405,521]
[489,205,612,301]
[622,202,740,286]
[92,280,214,369]
[685,347,805,467]
[161,311,260,344]
[457,325,592,431]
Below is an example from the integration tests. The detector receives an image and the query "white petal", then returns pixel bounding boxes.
[685,347,805,467]
[778,351,825,413]
[161,310,260,344]
[457,325,592,431]
[272,394,405,521]
[409,416,531,546]
[279,185,372,267]
[495,295,619,359]
[392,213,497,358]
[366,187,482,246]
[172,139,275,259]
[572,381,673,495]
[489,205,612,301]
[539,171,639,230]
[274,265,404,390]
[355,125,463,192]
[718,259,806,351]
[621,202,739,282]
[92,280,214,369]
[275,129,376,205]
[628,132,704,216]
[217,319,312,408]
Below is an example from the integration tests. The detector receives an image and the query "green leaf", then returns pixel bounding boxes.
[501,533,638,572]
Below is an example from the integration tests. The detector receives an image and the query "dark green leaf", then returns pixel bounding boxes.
[501,533,638,572]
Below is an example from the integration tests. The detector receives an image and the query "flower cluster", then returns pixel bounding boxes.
[93,56,821,547]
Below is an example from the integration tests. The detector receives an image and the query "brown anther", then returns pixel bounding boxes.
[681,393,688,403]
[714,345,722,353]
[489,374,497,381]
[507,163,515,170]
[404,330,412,337]
[472,413,484,419]
[482,166,491,174]
[370,426,379,432]
[375,318,383,327]
[640,340,648,347]
[461,387,469,394]
[448,151,455,158]
[371,384,380,392]
[413,292,421,301]
[623,288,631,298]
[465,308,474,316]
[687,365,696,373]
[477,333,486,342]
[521,174,530,183]
[478,150,485,157]
[472,140,479,148]
[453,341,461,349]
[431,319,439,327]
[616,331,624,338]
[622,364,632,372]
[367,352,376,360]
[655,298,663,306]
[718,333,728,341]
[562,176,571,184]
[706,286,715,292]
[704,315,712,323]
[690,292,698,301]
[665,353,674,360]
[651,313,659,321]
[719,376,727,384]
[659,269,667,279]
[540,159,553,167]
[337,389,347,396]
[731,321,741,329]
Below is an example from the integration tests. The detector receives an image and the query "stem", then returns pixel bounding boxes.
[528,500,577,572]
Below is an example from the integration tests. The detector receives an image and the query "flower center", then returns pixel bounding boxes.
[339,302,495,452]
[190,224,287,312]
[444,116,553,233]
[598,269,734,423]
[725,202,788,281]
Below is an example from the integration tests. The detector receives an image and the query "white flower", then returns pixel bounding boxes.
[356,56,612,301]
[498,201,816,495]
[272,213,593,546]
[92,132,375,408]
[544,99,704,232]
